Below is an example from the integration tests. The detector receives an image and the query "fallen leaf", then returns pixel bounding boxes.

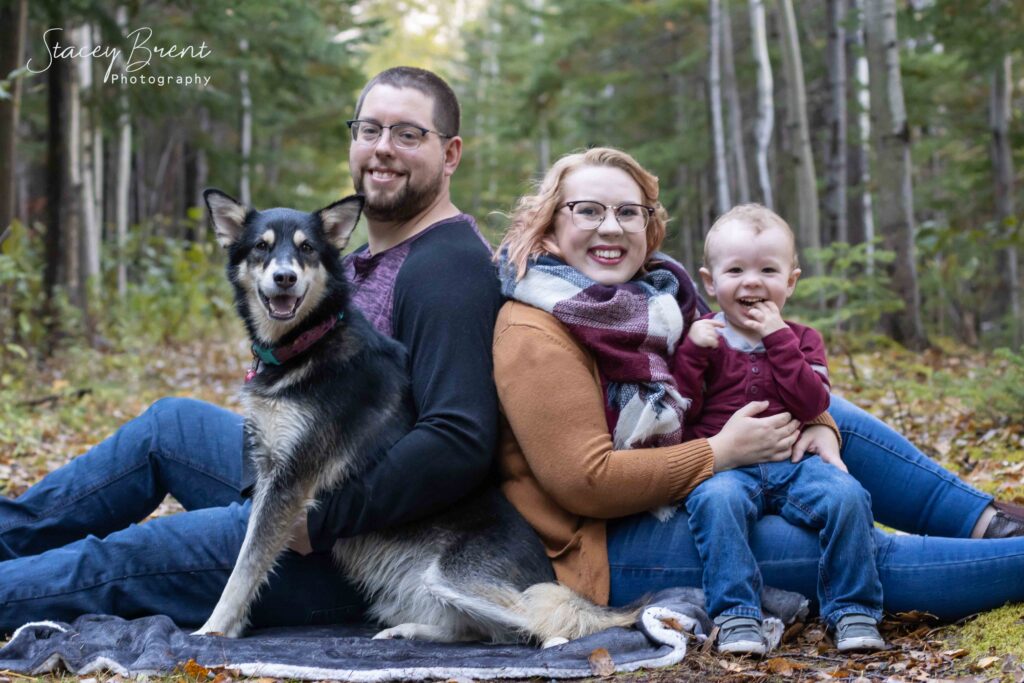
[892,610,937,622]
[941,648,968,658]
[588,647,615,677]
[716,658,748,672]
[765,657,807,675]
[658,616,684,631]
[975,655,1002,670]
[701,626,719,654]
[782,621,805,643]
[179,659,210,678]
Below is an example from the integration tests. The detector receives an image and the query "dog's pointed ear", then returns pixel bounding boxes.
[319,194,364,251]
[204,189,248,248]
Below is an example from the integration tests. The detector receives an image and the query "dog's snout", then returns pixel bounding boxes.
[273,270,298,288]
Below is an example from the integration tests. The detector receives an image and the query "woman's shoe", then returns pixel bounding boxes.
[984,509,1024,539]
[994,500,1024,523]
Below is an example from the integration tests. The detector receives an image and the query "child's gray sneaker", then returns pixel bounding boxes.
[835,614,885,652]
[715,615,767,655]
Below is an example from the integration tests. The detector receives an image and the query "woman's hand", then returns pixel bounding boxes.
[707,401,801,472]
[792,424,847,472]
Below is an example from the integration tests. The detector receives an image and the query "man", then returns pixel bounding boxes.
[0,67,502,633]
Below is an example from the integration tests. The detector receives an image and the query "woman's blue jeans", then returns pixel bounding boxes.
[609,395,1024,621]
[0,398,366,634]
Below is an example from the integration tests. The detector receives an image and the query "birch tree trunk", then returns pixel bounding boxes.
[239,38,252,206]
[990,55,1019,347]
[115,6,131,297]
[0,0,27,239]
[192,106,210,241]
[673,71,696,269]
[776,0,820,265]
[825,0,848,245]
[721,1,750,205]
[864,0,926,348]
[45,31,71,315]
[91,24,104,242]
[709,0,730,215]
[853,0,875,268]
[749,0,774,209]
[74,25,101,306]
[65,26,86,310]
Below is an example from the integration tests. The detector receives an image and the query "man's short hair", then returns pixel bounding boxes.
[354,66,460,138]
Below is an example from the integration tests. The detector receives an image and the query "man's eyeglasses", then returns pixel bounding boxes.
[346,120,451,150]
[560,200,655,233]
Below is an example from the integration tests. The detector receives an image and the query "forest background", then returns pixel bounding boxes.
[2,0,1024,678]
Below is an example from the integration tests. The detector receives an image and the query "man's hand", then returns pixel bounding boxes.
[792,424,847,473]
[287,511,313,555]
[687,318,724,348]
[744,301,787,338]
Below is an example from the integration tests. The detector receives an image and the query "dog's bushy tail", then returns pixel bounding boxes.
[517,582,642,643]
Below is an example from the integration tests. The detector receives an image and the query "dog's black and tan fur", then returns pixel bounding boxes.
[197,190,637,645]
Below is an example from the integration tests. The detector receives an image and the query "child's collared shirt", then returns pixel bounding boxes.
[674,311,830,440]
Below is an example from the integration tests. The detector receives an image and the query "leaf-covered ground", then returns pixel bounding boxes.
[2,334,1023,682]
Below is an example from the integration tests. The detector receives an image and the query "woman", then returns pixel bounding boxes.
[493,147,1024,626]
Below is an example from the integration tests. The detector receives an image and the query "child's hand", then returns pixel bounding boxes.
[744,301,787,338]
[686,319,724,348]
[792,424,848,473]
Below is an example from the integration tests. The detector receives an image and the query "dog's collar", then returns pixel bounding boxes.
[246,312,344,383]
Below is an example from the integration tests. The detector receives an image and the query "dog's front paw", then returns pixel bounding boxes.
[193,619,243,638]
[541,636,570,649]
[372,624,419,640]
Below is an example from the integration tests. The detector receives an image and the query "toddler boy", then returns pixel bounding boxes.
[675,204,884,655]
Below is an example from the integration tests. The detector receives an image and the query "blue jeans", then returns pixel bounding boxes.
[609,395,1024,621]
[0,394,1019,632]
[685,457,882,627]
[0,398,366,634]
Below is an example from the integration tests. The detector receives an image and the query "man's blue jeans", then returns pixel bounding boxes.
[685,457,883,627]
[0,398,366,633]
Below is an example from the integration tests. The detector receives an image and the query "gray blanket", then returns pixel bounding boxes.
[0,587,808,681]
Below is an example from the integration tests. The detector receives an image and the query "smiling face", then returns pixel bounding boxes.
[206,190,362,345]
[551,165,649,285]
[349,84,453,224]
[700,219,801,331]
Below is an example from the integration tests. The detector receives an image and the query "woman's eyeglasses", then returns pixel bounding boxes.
[560,201,654,233]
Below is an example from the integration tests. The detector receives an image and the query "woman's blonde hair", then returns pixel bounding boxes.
[497,147,668,280]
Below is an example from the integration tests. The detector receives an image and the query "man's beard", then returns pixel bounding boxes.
[355,165,445,223]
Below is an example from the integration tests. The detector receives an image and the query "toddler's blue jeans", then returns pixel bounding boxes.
[685,456,883,627]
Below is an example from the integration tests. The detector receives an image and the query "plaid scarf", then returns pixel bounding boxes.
[498,251,704,451]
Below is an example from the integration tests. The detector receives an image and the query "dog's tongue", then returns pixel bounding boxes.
[269,295,298,316]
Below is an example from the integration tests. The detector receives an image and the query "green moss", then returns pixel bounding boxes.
[947,603,1024,663]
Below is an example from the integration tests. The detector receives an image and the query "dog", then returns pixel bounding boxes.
[195,189,637,645]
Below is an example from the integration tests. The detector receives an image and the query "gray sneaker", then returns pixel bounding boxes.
[835,614,886,652]
[715,616,767,655]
